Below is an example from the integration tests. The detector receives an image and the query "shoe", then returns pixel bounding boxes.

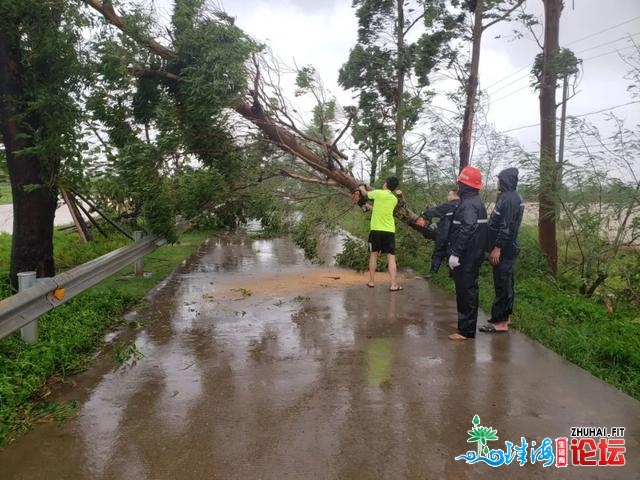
[366,282,375,288]
[389,285,404,292]
[479,323,508,333]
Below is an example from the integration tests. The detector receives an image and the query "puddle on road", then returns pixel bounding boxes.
[203,269,369,302]
[2,233,639,480]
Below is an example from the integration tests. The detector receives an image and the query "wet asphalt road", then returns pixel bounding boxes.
[0,234,639,479]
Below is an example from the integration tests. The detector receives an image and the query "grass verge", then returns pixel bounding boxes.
[0,184,11,206]
[0,230,212,445]
[337,213,640,401]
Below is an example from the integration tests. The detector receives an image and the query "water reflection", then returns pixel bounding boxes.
[2,234,640,480]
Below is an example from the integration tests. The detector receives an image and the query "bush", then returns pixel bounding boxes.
[335,236,368,271]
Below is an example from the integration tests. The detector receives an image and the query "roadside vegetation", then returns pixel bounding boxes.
[327,183,640,402]
[0,229,213,446]
[1,0,638,451]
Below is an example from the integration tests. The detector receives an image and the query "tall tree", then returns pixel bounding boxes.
[537,0,563,274]
[339,0,457,183]
[0,0,84,287]
[458,0,529,171]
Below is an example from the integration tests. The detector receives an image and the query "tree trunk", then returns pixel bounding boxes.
[0,30,58,288]
[538,0,563,275]
[459,0,484,172]
[370,151,378,185]
[394,0,405,180]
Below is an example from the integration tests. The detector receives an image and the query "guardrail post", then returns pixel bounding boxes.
[18,271,38,343]
[134,231,144,277]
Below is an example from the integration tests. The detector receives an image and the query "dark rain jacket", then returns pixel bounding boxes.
[488,167,524,259]
[447,185,488,264]
[420,199,461,253]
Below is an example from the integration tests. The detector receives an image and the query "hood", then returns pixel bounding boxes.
[457,183,479,198]
[498,167,519,192]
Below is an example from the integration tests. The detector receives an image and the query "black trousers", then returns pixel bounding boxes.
[452,259,483,338]
[490,256,516,323]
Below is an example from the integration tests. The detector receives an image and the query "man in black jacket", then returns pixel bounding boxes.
[447,166,488,341]
[415,189,460,274]
[480,167,524,333]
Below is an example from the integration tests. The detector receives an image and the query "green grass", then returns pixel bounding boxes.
[0,229,212,445]
[0,183,11,206]
[338,217,640,401]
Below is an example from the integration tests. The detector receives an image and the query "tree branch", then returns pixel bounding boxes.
[279,169,337,186]
[82,0,176,60]
[127,65,179,82]
[404,12,426,36]
[331,115,353,152]
[482,0,526,31]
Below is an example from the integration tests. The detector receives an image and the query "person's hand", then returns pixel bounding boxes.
[489,247,501,266]
[394,189,403,196]
[415,217,427,228]
[352,190,361,204]
[448,255,461,270]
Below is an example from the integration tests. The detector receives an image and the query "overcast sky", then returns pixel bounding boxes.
[154,0,640,165]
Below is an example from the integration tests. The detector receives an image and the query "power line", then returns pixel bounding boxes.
[483,16,640,91]
[489,44,639,104]
[428,104,460,116]
[564,15,640,47]
[497,101,640,134]
[486,33,640,98]
[581,44,638,62]
[576,32,640,55]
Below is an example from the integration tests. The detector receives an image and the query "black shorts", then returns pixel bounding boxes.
[368,230,396,254]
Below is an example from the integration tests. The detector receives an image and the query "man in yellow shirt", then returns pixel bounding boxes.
[357,176,402,291]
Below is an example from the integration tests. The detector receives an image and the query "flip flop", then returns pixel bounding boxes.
[479,324,508,333]
[389,286,403,292]
[366,282,375,288]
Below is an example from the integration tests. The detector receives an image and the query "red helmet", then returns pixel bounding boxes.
[457,166,483,190]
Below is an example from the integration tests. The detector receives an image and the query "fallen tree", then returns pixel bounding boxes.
[81,0,436,239]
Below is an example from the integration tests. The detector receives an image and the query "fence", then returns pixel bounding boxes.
[0,234,164,342]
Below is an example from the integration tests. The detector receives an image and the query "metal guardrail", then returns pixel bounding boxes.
[0,235,165,341]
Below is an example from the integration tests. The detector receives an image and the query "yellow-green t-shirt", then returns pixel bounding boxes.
[368,189,397,233]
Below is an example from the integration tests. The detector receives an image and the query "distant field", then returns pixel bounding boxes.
[520,202,639,246]
[0,184,11,205]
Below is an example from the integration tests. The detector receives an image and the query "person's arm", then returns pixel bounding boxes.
[450,204,479,258]
[494,196,515,249]
[421,201,455,220]
[490,196,512,265]
[352,184,371,210]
